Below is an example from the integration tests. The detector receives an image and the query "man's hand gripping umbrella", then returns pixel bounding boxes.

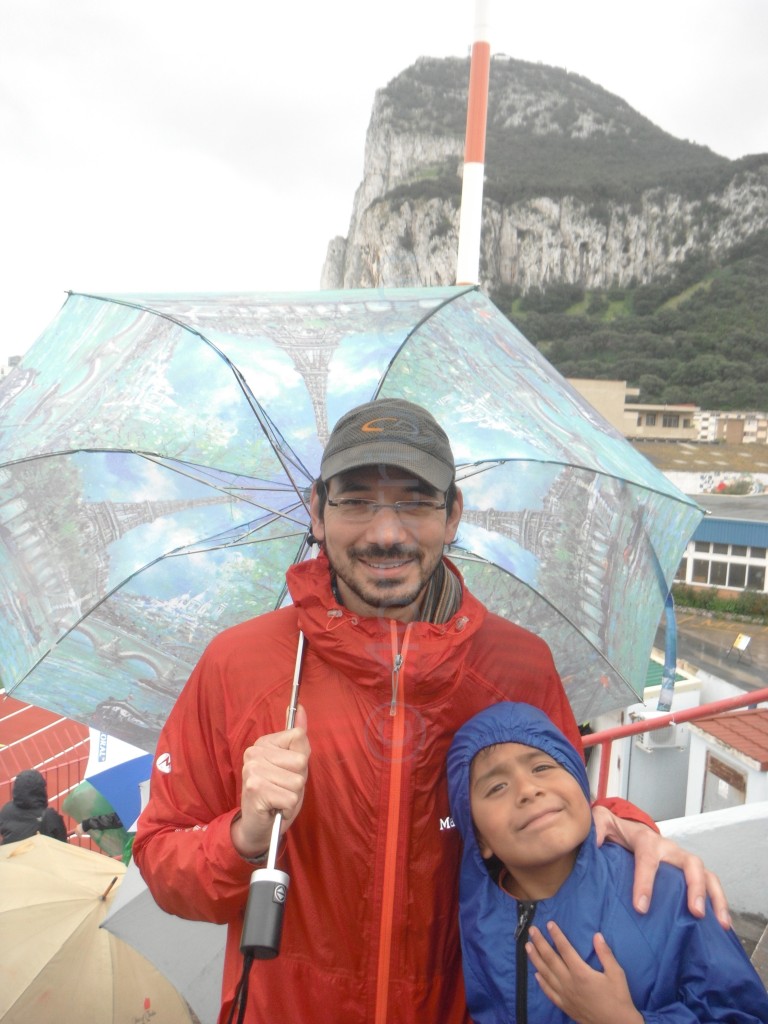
[238,630,308,961]
[226,632,309,1024]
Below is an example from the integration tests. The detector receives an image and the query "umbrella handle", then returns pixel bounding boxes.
[240,868,290,960]
[284,629,305,731]
[240,631,306,960]
[266,629,306,868]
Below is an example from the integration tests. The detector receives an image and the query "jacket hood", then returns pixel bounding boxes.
[12,769,49,810]
[447,702,589,863]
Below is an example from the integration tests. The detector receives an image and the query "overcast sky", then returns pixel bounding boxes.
[2,0,766,368]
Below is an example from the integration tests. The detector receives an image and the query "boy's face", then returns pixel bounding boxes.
[469,741,592,878]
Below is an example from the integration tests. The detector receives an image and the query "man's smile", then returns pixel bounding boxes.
[353,547,419,572]
[361,558,413,569]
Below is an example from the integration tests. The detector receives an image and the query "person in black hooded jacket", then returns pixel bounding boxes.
[0,769,67,844]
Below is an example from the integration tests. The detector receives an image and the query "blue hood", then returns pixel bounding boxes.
[446,703,768,1024]
[447,701,589,857]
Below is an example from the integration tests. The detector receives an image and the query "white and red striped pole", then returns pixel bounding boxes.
[456,0,492,286]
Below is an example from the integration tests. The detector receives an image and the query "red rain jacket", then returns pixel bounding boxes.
[133,554,653,1024]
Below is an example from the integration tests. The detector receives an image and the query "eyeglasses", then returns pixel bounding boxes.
[326,497,447,521]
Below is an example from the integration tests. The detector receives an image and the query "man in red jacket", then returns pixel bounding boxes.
[133,398,727,1024]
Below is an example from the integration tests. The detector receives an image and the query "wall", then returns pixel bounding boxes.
[626,739,690,821]
[664,471,768,495]
[624,406,698,442]
[685,731,768,816]
[585,679,702,819]
[660,801,768,918]
[567,378,633,434]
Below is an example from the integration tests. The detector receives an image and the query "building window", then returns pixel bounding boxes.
[728,563,747,588]
[709,562,728,586]
[683,418,692,428]
[662,414,680,428]
[685,536,767,594]
[645,413,656,426]
[746,566,766,591]
[692,559,709,583]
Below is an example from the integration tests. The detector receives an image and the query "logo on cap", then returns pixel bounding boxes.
[362,416,418,435]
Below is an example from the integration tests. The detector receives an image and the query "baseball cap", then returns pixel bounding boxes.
[320,398,455,491]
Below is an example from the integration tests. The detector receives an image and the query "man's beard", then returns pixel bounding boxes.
[327,543,438,610]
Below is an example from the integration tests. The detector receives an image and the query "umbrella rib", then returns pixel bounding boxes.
[137,452,311,516]
[370,285,478,398]
[67,291,315,503]
[455,459,702,509]
[171,526,309,553]
[447,548,642,694]
[0,448,309,514]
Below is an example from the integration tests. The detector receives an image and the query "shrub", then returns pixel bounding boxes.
[672,584,768,623]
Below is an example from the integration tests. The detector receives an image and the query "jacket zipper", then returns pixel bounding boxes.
[374,622,412,1024]
[390,652,402,715]
[515,900,537,1024]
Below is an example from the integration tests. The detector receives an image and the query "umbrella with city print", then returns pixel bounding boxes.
[0,286,702,750]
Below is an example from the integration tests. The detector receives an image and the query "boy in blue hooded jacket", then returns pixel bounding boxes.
[447,702,768,1024]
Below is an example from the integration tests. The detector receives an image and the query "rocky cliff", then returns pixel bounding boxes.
[322,56,768,294]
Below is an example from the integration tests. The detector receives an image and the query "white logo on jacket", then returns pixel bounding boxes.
[155,752,172,774]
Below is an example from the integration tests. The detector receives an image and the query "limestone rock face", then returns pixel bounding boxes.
[322,57,768,294]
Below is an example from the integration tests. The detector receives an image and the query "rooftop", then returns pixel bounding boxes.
[688,708,768,770]
[631,441,768,477]
[690,493,768,523]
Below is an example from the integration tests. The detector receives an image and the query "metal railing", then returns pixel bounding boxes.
[583,685,768,800]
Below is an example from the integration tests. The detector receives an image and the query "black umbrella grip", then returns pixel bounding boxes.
[240,867,290,959]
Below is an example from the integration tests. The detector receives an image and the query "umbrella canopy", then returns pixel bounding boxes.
[83,728,154,827]
[62,780,133,859]
[0,286,702,748]
[103,858,227,1024]
[62,730,152,857]
[0,834,195,1023]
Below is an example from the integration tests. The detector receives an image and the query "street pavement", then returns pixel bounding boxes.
[655,611,768,694]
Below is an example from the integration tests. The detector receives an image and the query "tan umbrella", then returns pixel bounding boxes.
[103,858,226,1024]
[0,834,195,1024]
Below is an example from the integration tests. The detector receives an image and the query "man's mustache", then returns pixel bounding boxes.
[351,545,420,560]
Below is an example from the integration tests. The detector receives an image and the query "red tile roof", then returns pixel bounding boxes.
[690,708,768,770]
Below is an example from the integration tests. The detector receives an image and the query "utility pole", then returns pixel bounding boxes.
[455,0,492,286]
